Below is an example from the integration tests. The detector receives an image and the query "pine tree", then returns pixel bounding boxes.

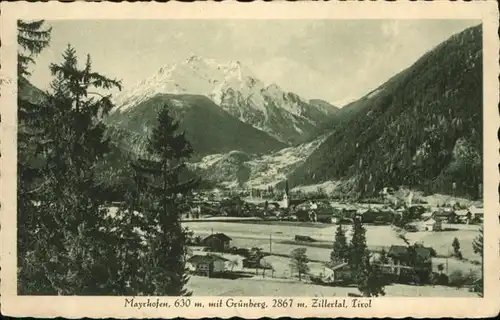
[18,44,123,294]
[18,20,52,77]
[348,216,368,275]
[331,223,349,264]
[452,237,462,259]
[107,162,151,295]
[17,20,54,294]
[357,252,386,297]
[131,104,197,296]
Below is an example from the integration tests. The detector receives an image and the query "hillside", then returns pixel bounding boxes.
[113,56,336,144]
[18,77,46,105]
[290,25,483,199]
[309,99,339,114]
[106,93,287,159]
[188,134,328,189]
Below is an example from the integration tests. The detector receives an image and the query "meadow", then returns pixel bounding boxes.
[184,221,482,275]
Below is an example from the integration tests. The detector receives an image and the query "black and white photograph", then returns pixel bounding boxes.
[1,1,499,318]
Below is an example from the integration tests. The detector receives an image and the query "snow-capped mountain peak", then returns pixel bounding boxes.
[113,57,258,112]
[113,56,336,144]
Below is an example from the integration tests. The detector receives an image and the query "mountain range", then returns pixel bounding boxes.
[19,24,483,200]
[290,24,483,199]
[111,56,338,145]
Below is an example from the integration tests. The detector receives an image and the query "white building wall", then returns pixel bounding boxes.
[213,260,225,273]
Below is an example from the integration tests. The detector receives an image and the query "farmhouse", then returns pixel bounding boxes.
[323,262,351,284]
[423,218,442,231]
[360,208,393,224]
[187,254,229,277]
[385,245,433,282]
[202,233,232,252]
[454,209,471,223]
[432,210,457,223]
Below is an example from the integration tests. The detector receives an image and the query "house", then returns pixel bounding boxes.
[329,262,351,283]
[201,233,232,252]
[361,208,392,224]
[455,209,470,223]
[432,210,457,223]
[421,211,433,220]
[385,245,433,283]
[316,212,334,223]
[187,254,229,277]
[423,218,442,231]
[322,262,352,284]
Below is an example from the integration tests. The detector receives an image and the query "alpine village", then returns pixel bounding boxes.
[16,20,483,297]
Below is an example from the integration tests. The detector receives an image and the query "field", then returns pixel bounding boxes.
[405,226,480,261]
[183,221,482,276]
[187,275,477,297]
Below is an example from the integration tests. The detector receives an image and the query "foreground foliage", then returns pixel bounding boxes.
[17,20,195,295]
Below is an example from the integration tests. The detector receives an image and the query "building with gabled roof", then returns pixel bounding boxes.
[202,233,232,252]
[187,254,229,277]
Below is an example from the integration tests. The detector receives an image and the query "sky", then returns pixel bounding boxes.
[28,19,480,107]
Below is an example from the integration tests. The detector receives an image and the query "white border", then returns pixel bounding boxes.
[1,1,499,318]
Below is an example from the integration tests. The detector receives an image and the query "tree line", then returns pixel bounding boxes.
[18,20,196,295]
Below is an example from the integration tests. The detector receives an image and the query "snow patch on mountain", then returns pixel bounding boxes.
[113,56,336,144]
[189,133,330,189]
[114,56,261,112]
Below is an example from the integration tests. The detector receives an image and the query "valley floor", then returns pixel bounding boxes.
[187,275,477,297]
[184,220,482,296]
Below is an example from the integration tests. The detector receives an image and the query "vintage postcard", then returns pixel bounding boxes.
[1,1,499,318]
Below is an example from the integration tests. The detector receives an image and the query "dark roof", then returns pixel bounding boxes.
[187,254,229,264]
[388,245,432,261]
[388,245,408,257]
[203,233,232,242]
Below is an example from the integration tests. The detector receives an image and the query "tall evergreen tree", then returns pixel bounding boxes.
[131,104,197,296]
[472,226,483,256]
[17,19,53,294]
[19,44,123,294]
[109,165,150,295]
[452,237,462,259]
[356,251,386,297]
[348,216,368,274]
[18,20,52,77]
[330,223,349,264]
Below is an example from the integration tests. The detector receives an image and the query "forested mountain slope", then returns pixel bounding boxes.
[106,93,287,159]
[290,25,483,199]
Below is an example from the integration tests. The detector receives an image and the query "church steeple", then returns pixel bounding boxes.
[279,179,290,209]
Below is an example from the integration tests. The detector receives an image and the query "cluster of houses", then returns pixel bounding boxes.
[186,185,484,234]
[186,233,233,277]
[186,232,268,277]
[186,231,438,286]
[313,243,436,286]
[415,205,484,231]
